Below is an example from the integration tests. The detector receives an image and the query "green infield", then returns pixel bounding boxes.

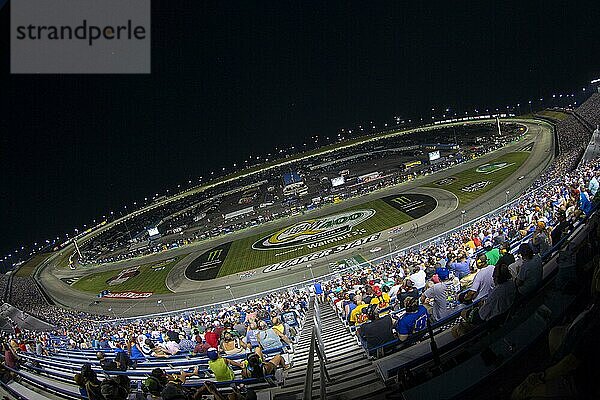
[71,256,182,294]
[429,151,530,204]
[214,197,419,277]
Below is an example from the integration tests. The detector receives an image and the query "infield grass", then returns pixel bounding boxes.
[71,256,183,294]
[217,199,413,277]
[428,151,530,204]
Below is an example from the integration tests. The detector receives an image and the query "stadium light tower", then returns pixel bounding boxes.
[307,263,315,280]
[225,285,234,300]
[496,116,502,136]
[72,238,82,259]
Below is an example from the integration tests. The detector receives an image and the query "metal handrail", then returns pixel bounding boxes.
[303,298,331,399]
[302,327,316,400]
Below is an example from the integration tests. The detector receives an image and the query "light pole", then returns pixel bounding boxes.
[225,285,234,300]
[387,237,393,260]
[505,190,510,204]
[157,299,167,313]
[307,263,315,281]
[461,210,466,225]
[108,307,117,319]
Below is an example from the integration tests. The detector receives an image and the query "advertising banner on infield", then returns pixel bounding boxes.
[252,209,376,251]
[103,291,153,299]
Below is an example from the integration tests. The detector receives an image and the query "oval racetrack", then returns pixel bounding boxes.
[37,119,554,317]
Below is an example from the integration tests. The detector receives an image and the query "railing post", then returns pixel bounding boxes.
[426,315,441,367]
[302,327,316,400]
[314,324,327,364]
[319,353,327,400]
[304,298,331,399]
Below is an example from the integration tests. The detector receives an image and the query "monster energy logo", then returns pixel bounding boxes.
[390,196,412,205]
[389,195,426,213]
[206,249,223,262]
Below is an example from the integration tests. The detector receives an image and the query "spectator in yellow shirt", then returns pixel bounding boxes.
[349,296,369,326]
[370,287,391,311]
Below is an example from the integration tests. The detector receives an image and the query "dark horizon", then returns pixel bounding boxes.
[1,1,599,264]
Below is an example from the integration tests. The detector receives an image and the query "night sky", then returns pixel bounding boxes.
[0,1,599,261]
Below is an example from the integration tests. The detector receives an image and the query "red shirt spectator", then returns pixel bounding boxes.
[204,329,219,348]
[3,345,17,369]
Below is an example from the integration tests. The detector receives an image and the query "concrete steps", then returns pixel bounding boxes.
[272,300,387,400]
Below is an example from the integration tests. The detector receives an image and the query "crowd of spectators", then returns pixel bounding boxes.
[574,92,600,129]
[323,122,599,349]
[0,96,598,399]
[0,289,308,398]
[8,276,103,326]
[0,274,9,303]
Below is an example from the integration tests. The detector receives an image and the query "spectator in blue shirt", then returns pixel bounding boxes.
[395,297,428,342]
[314,282,324,303]
[449,252,471,278]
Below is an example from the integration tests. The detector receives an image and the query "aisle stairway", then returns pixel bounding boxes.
[272,300,387,400]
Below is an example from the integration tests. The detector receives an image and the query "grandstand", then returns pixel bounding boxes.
[282,171,308,197]
[0,91,599,400]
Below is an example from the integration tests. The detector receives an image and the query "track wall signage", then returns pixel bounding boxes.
[252,209,376,250]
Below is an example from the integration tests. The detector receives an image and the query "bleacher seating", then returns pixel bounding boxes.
[0,91,598,399]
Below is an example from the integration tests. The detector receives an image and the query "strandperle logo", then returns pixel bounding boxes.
[15,19,147,47]
[11,0,150,74]
[253,209,376,250]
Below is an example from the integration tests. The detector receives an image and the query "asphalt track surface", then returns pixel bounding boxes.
[37,119,554,318]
